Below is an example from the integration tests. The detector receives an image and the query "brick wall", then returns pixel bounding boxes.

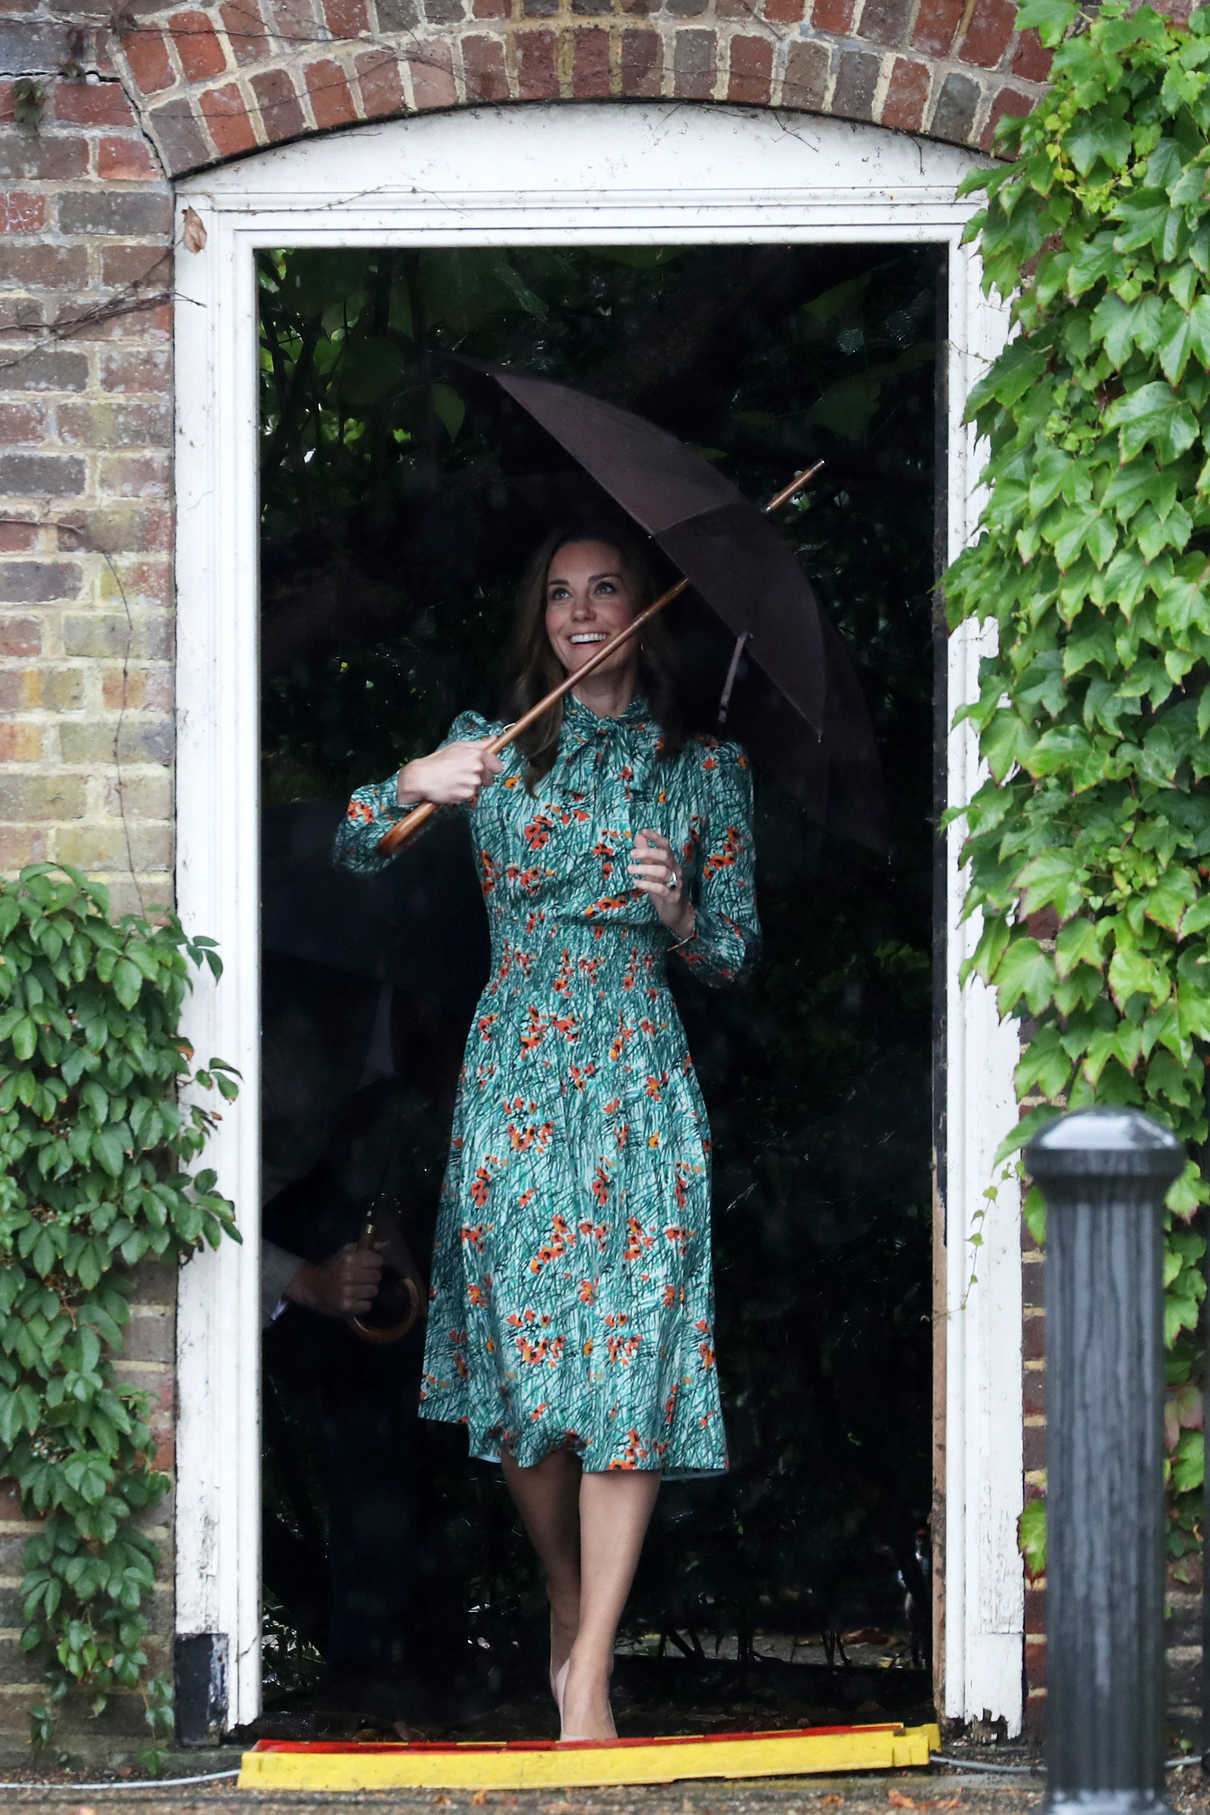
[0,0,1114,1751]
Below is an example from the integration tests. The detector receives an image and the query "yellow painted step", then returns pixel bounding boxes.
[239,1720,942,1790]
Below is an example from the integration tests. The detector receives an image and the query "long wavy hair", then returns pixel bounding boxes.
[501,521,685,791]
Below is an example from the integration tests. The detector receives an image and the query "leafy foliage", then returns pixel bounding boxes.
[0,866,238,1752]
[946,0,1210,1575]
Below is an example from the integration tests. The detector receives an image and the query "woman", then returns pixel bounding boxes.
[334,524,759,1741]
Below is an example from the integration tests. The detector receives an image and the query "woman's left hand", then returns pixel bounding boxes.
[629,829,694,939]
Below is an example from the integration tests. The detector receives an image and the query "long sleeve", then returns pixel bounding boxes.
[673,742,760,988]
[332,710,489,876]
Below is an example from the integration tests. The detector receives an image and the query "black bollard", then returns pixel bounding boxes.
[1026,1107,1184,1815]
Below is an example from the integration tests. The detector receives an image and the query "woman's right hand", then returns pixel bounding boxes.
[398,738,504,807]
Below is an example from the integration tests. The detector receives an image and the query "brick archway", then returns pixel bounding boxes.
[108,0,1043,177]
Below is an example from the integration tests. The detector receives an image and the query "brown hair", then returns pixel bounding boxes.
[501,522,684,790]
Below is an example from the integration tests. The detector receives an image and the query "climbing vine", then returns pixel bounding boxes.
[0,865,238,1753]
[947,0,1210,1575]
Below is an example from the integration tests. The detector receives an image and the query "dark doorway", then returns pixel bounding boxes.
[255,243,939,1739]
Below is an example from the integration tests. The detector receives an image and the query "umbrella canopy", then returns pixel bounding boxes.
[456,360,832,738]
[446,360,886,849]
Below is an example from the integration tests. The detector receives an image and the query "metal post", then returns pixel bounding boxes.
[1026,1107,1184,1815]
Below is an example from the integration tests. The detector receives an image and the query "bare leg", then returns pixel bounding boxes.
[560,1469,661,1741]
[500,1447,582,1716]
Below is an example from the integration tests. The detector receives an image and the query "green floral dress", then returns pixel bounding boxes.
[334,694,759,1475]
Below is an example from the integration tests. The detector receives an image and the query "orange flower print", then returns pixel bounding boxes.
[624,1218,655,1261]
[330,704,757,1477]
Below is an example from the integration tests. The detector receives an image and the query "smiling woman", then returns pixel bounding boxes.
[334,519,760,1739]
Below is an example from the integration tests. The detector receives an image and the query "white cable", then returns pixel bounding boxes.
[931,1752,1042,1775]
[0,1766,241,1790]
[934,1751,1201,1776]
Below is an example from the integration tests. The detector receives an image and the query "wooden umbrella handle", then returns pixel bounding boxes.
[373,460,823,858]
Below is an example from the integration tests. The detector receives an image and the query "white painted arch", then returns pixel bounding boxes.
[174,101,1022,1733]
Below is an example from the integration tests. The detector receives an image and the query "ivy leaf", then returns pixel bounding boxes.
[995,938,1056,1016]
[1019,849,1086,919]
[1105,383,1199,463]
[1018,1497,1047,1581]
[1109,943,1164,1009]
[111,960,142,1012]
[1067,112,1133,176]
[90,1128,126,1180]
[1055,915,1104,977]
[1145,869,1197,936]
[983,710,1034,782]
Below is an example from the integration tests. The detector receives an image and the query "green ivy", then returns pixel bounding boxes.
[0,865,238,1756]
[946,0,1210,1579]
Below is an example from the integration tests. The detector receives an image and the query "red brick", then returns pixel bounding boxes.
[620,27,661,91]
[221,0,271,63]
[783,37,828,107]
[0,347,89,393]
[409,44,456,108]
[304,56,357,127]
[0,724,43,762]
[122,24,177,93]
[324,0,369,31]
[1012,28,1051,81]
[0,1486,24,1521]
[268,0,324,40]
[103,665,173,710]
[97,451,171,497]
[812,0,854,32]
[58,190,173,236]
[982,84,1035,150]
[672,28,715,98]
[0,617,42,657]
[149,96,211,172]
[573,27,610,96]
[199,81,259,154]
[880,54,929,129]
[0,517,38,552]
[250,68,307,141]
[170,8,229,80]
[0,453,86,497]
[832,45,879,116]
[462,34,509,100]
[0,192,45,234]
[912,0,963,56]
[1025,1637,1046,1687]
[473,0,508,17]
[57,399,172,448]
[728,35,772,104]
[101,348,172,393]
[52,81,141,128]
[100,244,173,287]
[97,134,160,179]
[764,0,804,18]
[1,245,89,290]
[355,50,405,116]
[0,134,88,181]
[961,0,1015,67]
[517,29,557,98]
[1023,1309,1045,1363]
[0,561,82,602]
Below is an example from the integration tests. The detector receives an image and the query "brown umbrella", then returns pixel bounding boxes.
[378,362,885,852]
[458,359,829,733]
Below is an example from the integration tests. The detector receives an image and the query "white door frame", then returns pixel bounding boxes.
[174,101,1022,1732]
